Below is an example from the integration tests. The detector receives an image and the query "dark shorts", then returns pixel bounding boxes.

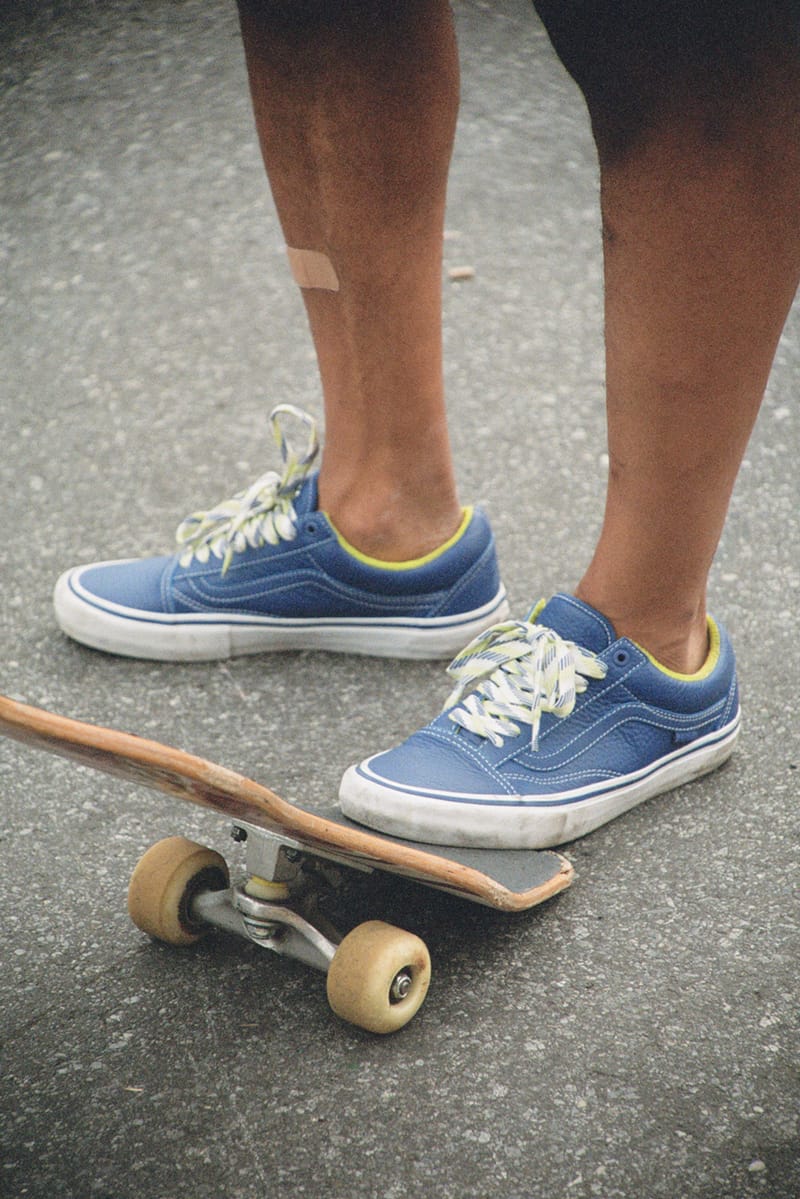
[533,0,800,160]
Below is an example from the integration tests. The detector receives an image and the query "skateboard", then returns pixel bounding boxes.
[0,693,573,1034]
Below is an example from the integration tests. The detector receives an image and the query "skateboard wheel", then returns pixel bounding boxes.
[326,920,431,1034]
[128,836,229,947]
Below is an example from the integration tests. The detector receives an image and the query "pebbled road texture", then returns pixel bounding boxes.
[1,3,798,1197]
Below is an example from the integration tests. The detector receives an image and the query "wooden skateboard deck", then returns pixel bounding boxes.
[0,693,572,910]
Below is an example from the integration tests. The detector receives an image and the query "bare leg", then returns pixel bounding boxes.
[536,1,800,670]
[236,0,461,560]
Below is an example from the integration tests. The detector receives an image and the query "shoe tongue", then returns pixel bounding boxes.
[292,471,319,516]
[534,593,617,653]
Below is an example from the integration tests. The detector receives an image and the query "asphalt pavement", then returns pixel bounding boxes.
[1,2,798,1197]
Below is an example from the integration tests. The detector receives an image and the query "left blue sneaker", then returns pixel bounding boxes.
[339,593,741,848]
[53,406,508,661]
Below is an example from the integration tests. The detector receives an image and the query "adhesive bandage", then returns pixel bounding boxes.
[286,246,340,292]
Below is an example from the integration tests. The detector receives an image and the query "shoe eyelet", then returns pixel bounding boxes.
[614,650,629,665]
[304,520,318,535]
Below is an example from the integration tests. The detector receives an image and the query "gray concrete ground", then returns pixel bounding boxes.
[1,2,798,1197]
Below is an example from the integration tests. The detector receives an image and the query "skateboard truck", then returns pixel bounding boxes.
[192,886,337,974]
[127,821,433,1035]
[189,820,340,973]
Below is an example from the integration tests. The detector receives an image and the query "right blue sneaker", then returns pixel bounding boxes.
[340,593,741,847]
[54,406,509,661]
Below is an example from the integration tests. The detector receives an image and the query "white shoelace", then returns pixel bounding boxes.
[445,616,607,750]
[175,405,319,574]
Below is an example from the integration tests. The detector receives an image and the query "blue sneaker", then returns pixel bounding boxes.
[53,406,508,661]
[339,593,741,847]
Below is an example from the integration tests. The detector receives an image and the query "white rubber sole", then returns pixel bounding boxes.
[54,568,510,662]
[339,713,741,849]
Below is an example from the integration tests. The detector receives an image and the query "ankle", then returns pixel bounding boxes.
[630,620,710,676]
[318,476,463,563]
[574,584,710,674]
